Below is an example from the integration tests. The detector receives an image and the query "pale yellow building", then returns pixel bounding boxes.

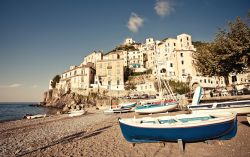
[104,50,128,67]
[58,65,95,91]
[127,50,145,68]
[96,58,124,90]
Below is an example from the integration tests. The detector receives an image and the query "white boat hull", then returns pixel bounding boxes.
[26,114,46,119]
[191,107,250,115]
[104,107,131,114]
[135,103,178,114]
[68,110,85,117]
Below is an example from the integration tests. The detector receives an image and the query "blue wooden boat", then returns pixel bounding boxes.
[118,112,237,143]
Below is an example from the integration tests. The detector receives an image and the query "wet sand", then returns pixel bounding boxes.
[0,109,250,157]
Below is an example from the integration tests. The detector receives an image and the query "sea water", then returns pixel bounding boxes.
[0,103,49,122]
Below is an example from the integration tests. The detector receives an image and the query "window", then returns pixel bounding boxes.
[200,80,202,83]
[187,37,189,40]
[170,63,173,67]
[204,79,207,83]
[117,80,120,85]
[182,69,185,74]
[174,43,176,46]
[180,53,183,57]
[180,39,182,42]
[108,81,111,85]
[181,60,184,65]
[74,71,77,76]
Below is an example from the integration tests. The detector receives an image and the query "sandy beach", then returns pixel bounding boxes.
[0,109,250,157]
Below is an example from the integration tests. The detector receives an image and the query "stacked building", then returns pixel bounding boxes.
[52,33,250,95]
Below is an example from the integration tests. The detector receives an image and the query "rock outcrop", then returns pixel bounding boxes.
[42,89,111,113]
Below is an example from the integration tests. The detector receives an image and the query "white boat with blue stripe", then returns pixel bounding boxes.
[188,86,250,115]
[135,101,178,114]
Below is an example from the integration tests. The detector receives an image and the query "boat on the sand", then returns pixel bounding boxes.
[104,102,137,114]
[104,106,133,114]
[24,114,47,119]
[135,102,178,114]
[118,112,237,143]
[68,110,86,117]
[188,87,250,115]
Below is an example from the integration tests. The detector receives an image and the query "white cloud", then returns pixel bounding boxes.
[0,83,23,88]
[154,0,174,17]
[8,83,22,88]
[127,13,144,33]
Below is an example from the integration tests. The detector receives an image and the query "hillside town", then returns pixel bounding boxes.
[50,33,250,98]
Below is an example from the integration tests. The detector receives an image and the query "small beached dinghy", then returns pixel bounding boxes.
[119,102,137,108]
[104,106,132,114]
[24,114,47,119]
[68,110,86,117]
[104,102,137,114]
[118,112,237,143]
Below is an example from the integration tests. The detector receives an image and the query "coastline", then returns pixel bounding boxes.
[0,103,60,123]
[0,109,250,157]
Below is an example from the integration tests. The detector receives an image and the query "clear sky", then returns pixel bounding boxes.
[0,0,249,102]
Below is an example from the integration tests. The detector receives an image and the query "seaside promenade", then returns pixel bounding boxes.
[0,108,249,157]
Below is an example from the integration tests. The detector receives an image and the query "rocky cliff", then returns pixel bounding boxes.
[42,89,112,113]
[41,88,132,113]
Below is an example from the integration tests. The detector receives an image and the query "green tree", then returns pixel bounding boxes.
[168,80,190,95]
[124,67,133,82]
[194,15,250,85]
[51,75,61,88]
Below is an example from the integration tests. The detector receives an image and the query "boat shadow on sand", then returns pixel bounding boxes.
[16,125,112,157]
[240,120,250,126]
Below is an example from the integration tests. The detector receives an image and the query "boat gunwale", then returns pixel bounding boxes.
[118,114,236,129]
